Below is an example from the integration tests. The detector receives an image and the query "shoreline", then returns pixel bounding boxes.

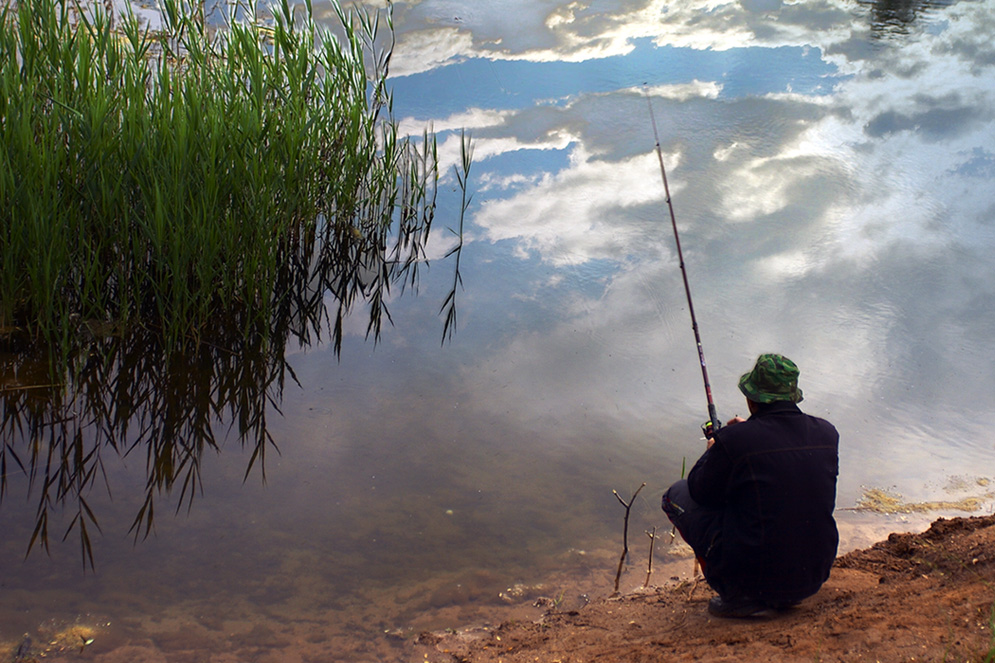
[411,513,995,663]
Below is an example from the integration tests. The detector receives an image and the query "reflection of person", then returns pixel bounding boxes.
[662,354,839,618]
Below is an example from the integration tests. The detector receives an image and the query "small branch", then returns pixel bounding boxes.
[611,482,645,597]
[643,527,657,588]
[684,557,703,601]
[686,563,703,600]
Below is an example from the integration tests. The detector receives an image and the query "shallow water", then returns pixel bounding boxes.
[2,0,995,660]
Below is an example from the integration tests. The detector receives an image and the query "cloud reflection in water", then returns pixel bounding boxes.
[374,0,995,503]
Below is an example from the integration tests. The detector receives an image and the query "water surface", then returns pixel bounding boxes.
[2,0,994,660]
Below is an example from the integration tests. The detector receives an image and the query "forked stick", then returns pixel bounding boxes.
[611,483,646,596]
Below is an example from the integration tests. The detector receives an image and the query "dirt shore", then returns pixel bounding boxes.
[414,515,995,663]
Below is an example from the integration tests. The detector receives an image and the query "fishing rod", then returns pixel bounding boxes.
[643,85,721,438]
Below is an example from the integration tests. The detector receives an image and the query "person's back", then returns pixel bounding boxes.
[687,399,839,605]
[662,353,839,617]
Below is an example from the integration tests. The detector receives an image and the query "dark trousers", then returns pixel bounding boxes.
[661,479,730,597]
[662,480,803,608]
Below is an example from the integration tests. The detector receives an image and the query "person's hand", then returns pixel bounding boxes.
[706,437,715,449]
[726,415,747,426]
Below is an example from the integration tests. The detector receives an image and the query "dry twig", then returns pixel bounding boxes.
[611,483,645,596]
[644,527,657,588]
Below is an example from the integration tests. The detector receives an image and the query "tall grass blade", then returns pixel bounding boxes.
[0,0,470,564]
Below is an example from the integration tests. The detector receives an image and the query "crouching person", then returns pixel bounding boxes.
[662,353,839,618]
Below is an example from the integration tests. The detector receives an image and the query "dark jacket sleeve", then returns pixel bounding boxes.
[686,439,733,508]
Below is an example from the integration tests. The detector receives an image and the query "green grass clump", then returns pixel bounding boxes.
[0,0,468,568]
[0,0,442,360]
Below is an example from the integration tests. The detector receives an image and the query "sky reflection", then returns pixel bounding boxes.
[351,0,995,505]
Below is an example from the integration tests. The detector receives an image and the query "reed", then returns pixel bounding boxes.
[0,0,444,362]
[1,0,465,568]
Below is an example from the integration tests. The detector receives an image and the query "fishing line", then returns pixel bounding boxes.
[643,84,721,437]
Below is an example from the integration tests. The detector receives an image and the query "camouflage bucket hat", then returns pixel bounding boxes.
[738,353,803,404]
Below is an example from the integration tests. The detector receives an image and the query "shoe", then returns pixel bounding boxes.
[707,595,773,618]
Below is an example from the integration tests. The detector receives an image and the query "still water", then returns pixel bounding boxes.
[3,0,995,660]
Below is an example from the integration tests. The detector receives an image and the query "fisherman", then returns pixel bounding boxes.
[662,353,839,618]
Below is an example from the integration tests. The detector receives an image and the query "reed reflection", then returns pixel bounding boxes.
[0,237,331,565]
[0,206,467,568]
[1,315,277,564]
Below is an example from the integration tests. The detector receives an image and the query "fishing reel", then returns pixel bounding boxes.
[700,419,719,440]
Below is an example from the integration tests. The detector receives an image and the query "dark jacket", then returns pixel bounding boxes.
[686,400,839,603]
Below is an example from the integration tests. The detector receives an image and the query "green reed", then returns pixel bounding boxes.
[1,0,469,568]
[0,0,443,360]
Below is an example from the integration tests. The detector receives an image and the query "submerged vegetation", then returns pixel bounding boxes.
[0,0,470,565]
[853,487,994,515]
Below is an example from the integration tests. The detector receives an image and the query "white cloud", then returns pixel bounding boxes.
[716,154,804,222]
[396,108,512,142]
[378,0,874,70]
[472,144,679,266]
[389,26,476,77]
[642,80,723,102]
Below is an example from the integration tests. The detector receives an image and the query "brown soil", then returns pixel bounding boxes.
[414,515,995,663]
